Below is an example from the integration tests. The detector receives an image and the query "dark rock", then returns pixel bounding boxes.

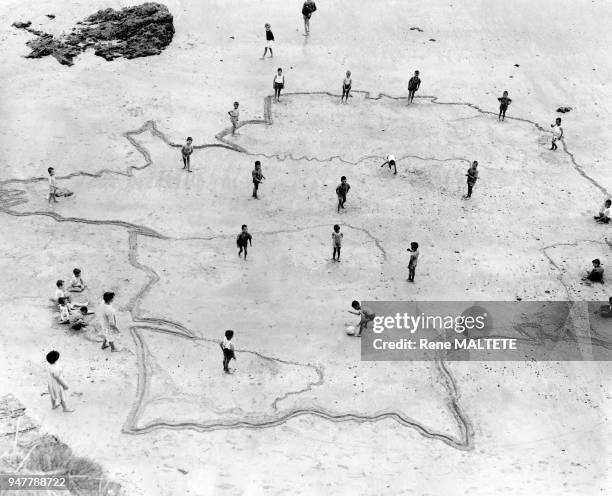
[556,107,572,114]
[16,2,174,66]
[46,14,56,19]
[12,21,32,29]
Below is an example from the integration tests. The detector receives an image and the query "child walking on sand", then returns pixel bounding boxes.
[262,23,274,59]
[302,0,317,35]
[252,161,265,198]
[341,71,352,103]
[407,242,419,282]
[336,176,350,212]
[228,102,240,136]
[497,91,512,121]
[273,68,285,103]
[100,291,119,352]
[181,137,194,172]
[46,350,74,412]
[550,117,563,150]
[332,224,343,262]
[237,225,253,260]
[348,300,376,337]
[220,329,236,373]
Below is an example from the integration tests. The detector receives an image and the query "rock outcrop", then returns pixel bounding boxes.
[12,2,174,66]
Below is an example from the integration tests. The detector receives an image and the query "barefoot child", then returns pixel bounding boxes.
[69,268,85,292]
[341,71,352,103]
[228,102,240,136]
[181,137,194,172]
[237,225,253,260]
[252,161,265,198]
[407,242,419,282]
[348,300,376,337]
[48,167,58,207]
[332,225,343,261]
[220,329,236,373]
[100,291,119,352]
[55,280,87,310]
[550,117,563,150]
[58,297,71,324]
[583,259,604,283]
[381,155,397,175]
[302,0,317,35]
[273,68,285,103]
[46,350,74,412]
[594,199,612,223]
[497,91,512,121]
[69,306,90,331]
[262,23,274,58]
[408,70,421,103]
[464,161,479,199]
[336,176,350,212]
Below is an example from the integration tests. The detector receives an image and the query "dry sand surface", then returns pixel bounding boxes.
[1,0,612,494]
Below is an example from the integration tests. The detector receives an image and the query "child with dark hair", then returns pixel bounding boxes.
[228,102,240,136]
[55,280,87,309]
[598,296,612,317]
[46,350,73,412]
[181,137,194,172]
[408,70,421,103]
[464,161,479,199]
[100,291,118,352]
[237,225,253,260]
[550,117,563,150]
[341,71,352,103]
[58,297,71,324]
[48,167,58,207]
[262,23,274,59]
[336,176,350,212]
[407,242,419,282]
[252,161,265,198]
[220,330,236,373]
[348,300,376,337]
[497,91,512,121]
[273,68,285,103]
[594,199,612,223]
[69,306,90,331]
[332,224,343,261]
[69,268,85,292]
[584,259,604,283]
[302,0,317,35]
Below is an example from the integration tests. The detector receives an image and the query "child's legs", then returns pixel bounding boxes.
[467,183,473,197]
[409,266,415,280]
[182,156,187,167]
[253,182,259,197]
[336,246,341,259]
[333,247,338,259]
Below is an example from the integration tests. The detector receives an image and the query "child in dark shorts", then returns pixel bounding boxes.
[497,91,512,121]
[237,224,253,260]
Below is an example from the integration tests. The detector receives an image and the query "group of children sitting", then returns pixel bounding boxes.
[54,269,92,330]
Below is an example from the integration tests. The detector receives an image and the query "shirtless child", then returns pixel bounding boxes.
[237,225,253,260]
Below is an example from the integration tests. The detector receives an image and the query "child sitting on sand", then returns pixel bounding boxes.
[69,268,85,292]
[69,306,90,331]
[58,297,71,324]
[583,259,604,283]
[55,280,87,310]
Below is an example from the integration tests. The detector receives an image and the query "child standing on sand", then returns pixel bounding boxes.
[46,351,73,412]
[262,23,274,59]
[220,329,236,373]
[464,161,479,199]
[550,117,563,150]
[332,224,343,262]
[100,291,119,352]
[408,70,421,103]
[48,167,58,207]
[237,224,253,260]
[348,300,376,337]
[341,71,352,103]
[273,68,285,103]
[497,91,512,121]
[181,137,194,172]
[407,242,419,282]
[302,0,317,35]
[228,102,240,136]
